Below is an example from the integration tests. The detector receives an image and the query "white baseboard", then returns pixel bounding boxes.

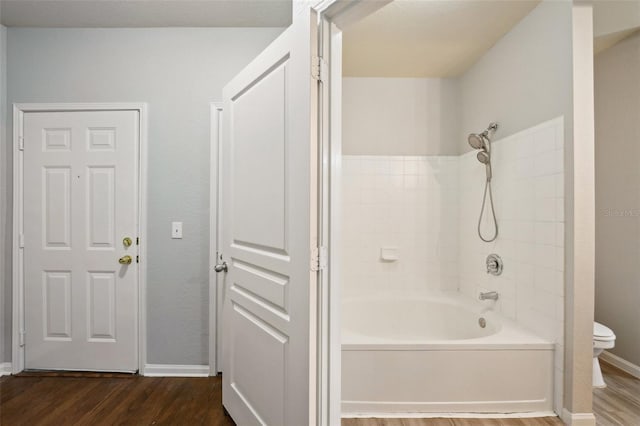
[143,364,209,377]
[601,351,640,379]
[342,412,557,419]
[0,362,210,377]
[0,362,12,376]
[561,408,596,426]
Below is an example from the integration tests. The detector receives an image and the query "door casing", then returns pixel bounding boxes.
[11,103,149,375]
[209,102,223,376]
[311,2,393,424]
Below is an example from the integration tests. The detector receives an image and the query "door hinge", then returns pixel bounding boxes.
[19,233,25,248]
[311,56,327,82]
[310,246,328,272]
[18,136,24,151]
[19,331,26,347]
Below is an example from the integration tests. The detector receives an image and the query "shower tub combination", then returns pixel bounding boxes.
[341,291,555,416]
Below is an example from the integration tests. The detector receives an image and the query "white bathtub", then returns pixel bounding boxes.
[342,291,555,416]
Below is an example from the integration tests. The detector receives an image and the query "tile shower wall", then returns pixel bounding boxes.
[341,117,565,413]
[341,156,459,299]
[458,116,565,412]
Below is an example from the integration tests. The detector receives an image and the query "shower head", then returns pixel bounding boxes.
[468,133,486,150]
[467,122,499,150]
[470,123,499,243]
[476,151,490,164]
[478,152,492,180]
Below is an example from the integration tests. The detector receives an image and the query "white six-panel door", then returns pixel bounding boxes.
[23,110,139,372]
[220,6,319,426]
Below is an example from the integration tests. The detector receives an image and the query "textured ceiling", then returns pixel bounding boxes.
[0,0,292,28]
[342,0,540,78]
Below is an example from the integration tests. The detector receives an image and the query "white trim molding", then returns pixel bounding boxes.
[0,362,12,376]
[209,102,223,377]
[11,102,149,375]
[143,364,209,377]
[561,409,596,426]
[343,412,558,419]
[601,351,640,379]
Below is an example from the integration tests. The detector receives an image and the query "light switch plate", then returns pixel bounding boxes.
[171,222,183,239]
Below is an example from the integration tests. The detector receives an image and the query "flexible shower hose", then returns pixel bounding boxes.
[478,178,498,242]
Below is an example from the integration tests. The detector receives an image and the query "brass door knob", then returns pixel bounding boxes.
[123,237,133,248]
[119,255,133,265]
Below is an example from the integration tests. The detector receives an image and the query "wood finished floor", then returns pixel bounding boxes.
[0,375,235,426]
[594,361,640,426]
[0,361,638,425]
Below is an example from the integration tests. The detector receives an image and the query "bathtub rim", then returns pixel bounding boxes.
[341,290,555,351]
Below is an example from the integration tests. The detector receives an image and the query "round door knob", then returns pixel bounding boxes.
[119,255,133,265]
[214,262,228,273]
[123,237,133,248]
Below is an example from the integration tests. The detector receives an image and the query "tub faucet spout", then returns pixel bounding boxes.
[479,291,499,301]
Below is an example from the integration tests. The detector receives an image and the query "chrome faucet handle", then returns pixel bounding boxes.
[486,254,503,276]
[486,260,498,273]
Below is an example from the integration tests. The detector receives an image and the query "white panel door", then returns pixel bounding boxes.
[220,6,319,426]
[23,110,139,372]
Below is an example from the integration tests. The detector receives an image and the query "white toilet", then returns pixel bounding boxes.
[593,321,616,388]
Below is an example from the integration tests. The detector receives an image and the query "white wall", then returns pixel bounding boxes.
[458,1,573,154]
[340,77,460,298]
[0,24,6,364]
[3,27,283,365]
[341,155,459,299]
[458,117,565,413]
[457,0,583,416]
[343,78,459,156]
[594,31,640,368]
[459,2,594,417]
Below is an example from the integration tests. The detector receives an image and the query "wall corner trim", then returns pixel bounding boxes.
[0,362,13,376]
[143,364,209,377]
[601,351,640,379]
[561,409,596,426]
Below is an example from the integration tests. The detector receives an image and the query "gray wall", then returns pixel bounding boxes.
[3,27,282,364]
[595,31,640,367]
[458,1,573,153]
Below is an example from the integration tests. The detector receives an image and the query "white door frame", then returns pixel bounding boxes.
[12,102,149,375]
[311,1,392,424]
[209,102,223,376]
